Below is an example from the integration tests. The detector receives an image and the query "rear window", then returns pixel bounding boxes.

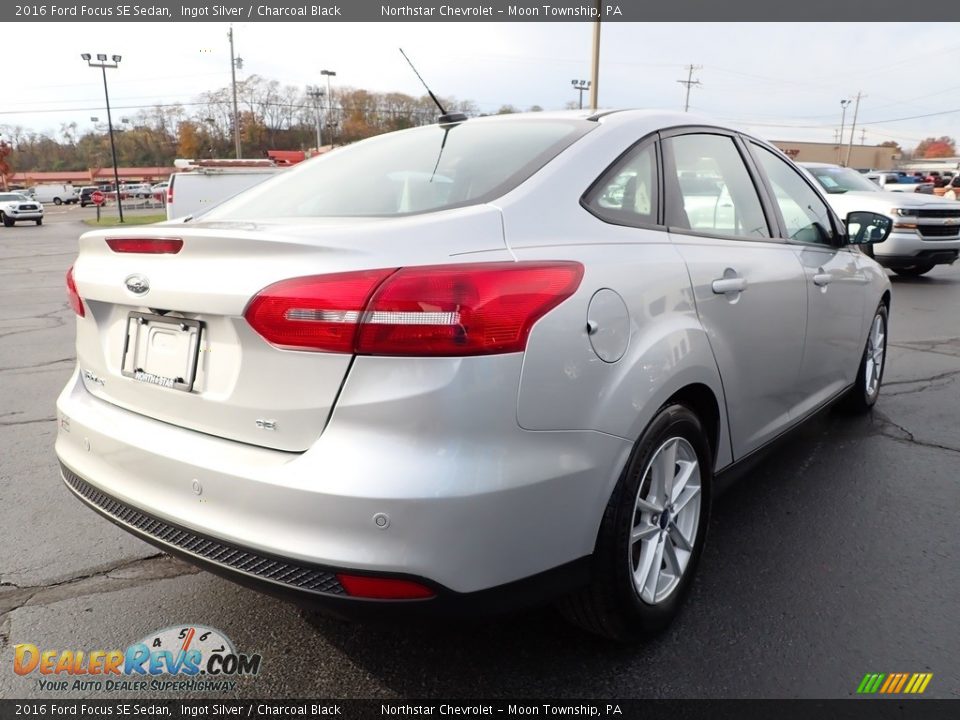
[203,119,593,220]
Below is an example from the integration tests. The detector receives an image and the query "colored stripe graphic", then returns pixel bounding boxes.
[857,672,932,694]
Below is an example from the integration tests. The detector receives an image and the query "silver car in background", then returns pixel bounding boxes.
[57,111,892,640]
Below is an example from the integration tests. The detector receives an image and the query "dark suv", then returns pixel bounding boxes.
[78,187,98,208]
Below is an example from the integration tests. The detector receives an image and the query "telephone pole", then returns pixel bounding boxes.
[861,128,867,144]
[677,64,702,112]
[228,25,242,159]
[306,86,325,150]
[845,92,865,168]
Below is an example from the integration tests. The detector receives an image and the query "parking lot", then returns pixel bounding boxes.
[0,214,957,699]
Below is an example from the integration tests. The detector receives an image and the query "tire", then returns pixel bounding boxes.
[53,197,62,206]
[35,219,42,226]
[2,214,13,228]
[844,303,888,413]
[893,264,934,277]
[559,404,712,641]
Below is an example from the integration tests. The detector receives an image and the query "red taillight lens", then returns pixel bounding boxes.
[245,262,583,356]
[166,183,173,205]
[106,238,183,254]
[358,262,584,356]
[66,265,84,317]
[336,574,435,600]
[244,269,397,352]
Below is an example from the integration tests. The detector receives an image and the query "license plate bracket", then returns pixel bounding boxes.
[121,312,203,393]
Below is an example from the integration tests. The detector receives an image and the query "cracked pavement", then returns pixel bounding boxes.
[1,215,957,699]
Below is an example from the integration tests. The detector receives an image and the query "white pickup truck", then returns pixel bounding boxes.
[864,171,933,194]
[165,159,287,221]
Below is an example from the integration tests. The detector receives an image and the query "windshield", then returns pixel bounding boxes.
[204,119,593,220]
[0,194,28,202]
[803,165,880,194]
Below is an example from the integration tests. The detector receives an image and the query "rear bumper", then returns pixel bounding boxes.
[55,362,630,599]
[60,462,590,618]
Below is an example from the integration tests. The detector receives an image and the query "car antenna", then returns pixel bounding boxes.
[399,48,467,126]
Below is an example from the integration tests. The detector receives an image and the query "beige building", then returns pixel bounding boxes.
[771,141,899,170]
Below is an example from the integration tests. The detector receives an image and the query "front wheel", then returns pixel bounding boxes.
[893,264,934,277]
[844,303,888,413]
[559,404,712,641]
[35,219,42,226]
[2,213,13,228]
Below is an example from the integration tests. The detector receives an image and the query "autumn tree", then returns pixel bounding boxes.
[914,136,956,158]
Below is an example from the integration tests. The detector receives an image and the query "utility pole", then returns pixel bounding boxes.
[861,128,867,144]
[677,65,702,112]
[320,69,336,141]
[588,0,600,109]
[228,25,242,159]
[82,53,124,223]
[306,86,325,150]
[845,92,865,168]
[838,98,851,164]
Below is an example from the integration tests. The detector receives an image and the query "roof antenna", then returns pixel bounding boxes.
[399,48,467,126]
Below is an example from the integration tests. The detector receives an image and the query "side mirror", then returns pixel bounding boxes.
[845,211,892,245]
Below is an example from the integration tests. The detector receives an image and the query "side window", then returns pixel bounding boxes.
[752,144,835,245]
[664,134,770,239]
[584,142,658,227]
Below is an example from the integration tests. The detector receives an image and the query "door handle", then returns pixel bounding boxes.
[813,271,832,287]
[711,277,747,294]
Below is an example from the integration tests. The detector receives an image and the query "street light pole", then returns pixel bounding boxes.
[320,69,336,140]
[571,79,590,109]
[838,98,851,164]
[82,53,124,223]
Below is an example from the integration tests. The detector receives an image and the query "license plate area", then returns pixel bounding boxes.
[121,312,203,392]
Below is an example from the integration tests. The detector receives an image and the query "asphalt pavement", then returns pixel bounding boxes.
[1,213,957,699]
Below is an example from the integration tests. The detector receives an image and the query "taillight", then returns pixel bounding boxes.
[336,574,435,600]
[105,238,183,254]
[166,182,173,205]
[244,262,583,356]
[358,262,584,356]
[66,265,84,317]
[245,269,397,352]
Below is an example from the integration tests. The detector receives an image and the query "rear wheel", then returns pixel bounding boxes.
[893,264,934,277]
[844,303,888,413]
[53,197,63,206]
[559,404,711,641]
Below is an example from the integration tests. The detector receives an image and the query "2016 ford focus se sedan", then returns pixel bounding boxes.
[56,110,894,640]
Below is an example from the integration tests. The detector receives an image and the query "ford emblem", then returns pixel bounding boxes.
[125,274,150,295]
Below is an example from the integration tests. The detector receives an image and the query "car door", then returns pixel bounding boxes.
[662,129,808,458]
[748,141,868,417]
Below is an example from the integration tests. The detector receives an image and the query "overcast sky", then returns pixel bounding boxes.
[4,22,959,150]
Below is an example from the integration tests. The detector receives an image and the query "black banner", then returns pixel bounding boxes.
[5,0,960,22]
[2,700,960,720]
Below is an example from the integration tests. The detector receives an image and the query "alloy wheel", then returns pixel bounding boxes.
[865,312,885,398]
[629,436,702,605]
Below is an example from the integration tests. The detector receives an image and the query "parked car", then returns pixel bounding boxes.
[165,160,285,220]
[57,111,893,640]
[151,182,169,201]
[120,183,153,199]
[802,162,960,276]
[78,186,99,208]
[32,183,78,205]
[0,192,44,226]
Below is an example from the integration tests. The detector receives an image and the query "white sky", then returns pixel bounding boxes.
[4,21,959,150]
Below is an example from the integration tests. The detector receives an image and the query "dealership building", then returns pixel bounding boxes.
[771,141,899,170]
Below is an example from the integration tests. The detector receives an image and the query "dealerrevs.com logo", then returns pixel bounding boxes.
[13,625,262,693]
